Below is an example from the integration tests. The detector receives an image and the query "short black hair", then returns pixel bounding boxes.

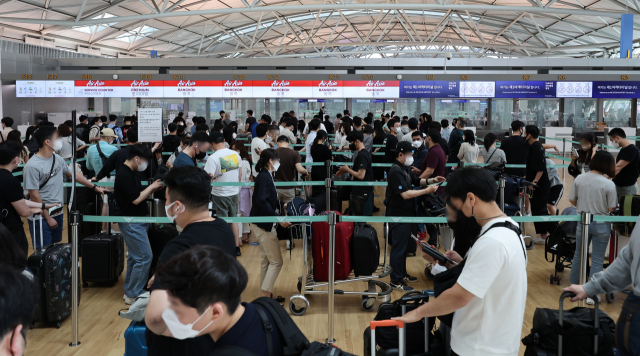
[196,124,209,133]
[127,143,150,160]
[109,114,117,122]
[90,117,100,125]
[411,131,423,138]
[268,125,279,133]
[164,166,212,210]
[287,118,297,128]
[277,135,289,143]
[309,119,320,131]
[589,151,616,178]
[1,117,14,127]
[155,246,247,314]
[101,116,108,122]
[256,123,268,138]
[343,109,350,116]
[34,126,57,148]
[401,119,408,126]
[79,115,88,123]
[511,120,524,132]
[408,118,418,130]
[525,125,540,139]
[426,129,441,143]
[446,167,497,202]
[336,113,342,119]
[428,121,441,131]
[353,117,362,127]
[608,127,626,139]
[346,130,364,143]
[127,127,139,143]
[363,125,373,134]
[364,116,373,125]
[260,114,272,125]
[190,131,210,145]
[0,141,23,165]
[220,110,225,115]
[246,109,253,115]
[0,265,38,341]
[441,119,449,128]
[168,123,177,133]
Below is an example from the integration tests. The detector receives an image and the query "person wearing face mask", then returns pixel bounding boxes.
[523,125,555,244]
[24,126,106,251]
[266,125,279,148]
[251,124,270,177]
[114,144,164,305]
[250,149,291,303]
[173,132,211,168]
[608,128,640,199]
[310,131,332,198]
[280,118,297,144]
[400,118,410,136]
[0,141,59,255]
[384,118,401,164]
[0,266,38,356]
[93,127,161,182]
[410,131,428,171]
[569,133,597,177]
[336,131,373,216]
[394,167,527,356]
[87,128,119,233]
[417,130,447,197]
[88,117,102,143]
[145,167,235,356]
[162,123,182,163]
[401,118,418,143]
[152,245,286,356]
[304,119,322,172]
[204,132,243,256]
[387,141,443,291]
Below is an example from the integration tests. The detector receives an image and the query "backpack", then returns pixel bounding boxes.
[252,297,310,356]
[76,124,89,143]
[25,137,39,156]
[417,193,447,217]
[286,197,315,217]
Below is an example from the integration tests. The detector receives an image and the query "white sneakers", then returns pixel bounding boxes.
[123,294,135,305]
[586,295,601,305]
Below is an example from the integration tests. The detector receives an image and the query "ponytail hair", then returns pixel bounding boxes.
[483,132,496,151]
[313,130,328,146]
[255,148,278,173]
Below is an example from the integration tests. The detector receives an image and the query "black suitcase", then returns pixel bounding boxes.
[147,225,179,281]
[330,187,341,213]
[67,199,100,254]
[27,215,81,329]
[352,223,380,277]
[81,222,125,287]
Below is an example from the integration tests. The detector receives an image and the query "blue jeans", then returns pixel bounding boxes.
[569,222,611,285]
[29,214,64,250]
[119,222,151,298]
[616,348,634,356]
[390,223,412,283]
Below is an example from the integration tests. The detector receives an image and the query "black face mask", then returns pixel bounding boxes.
[349,143,356,151]
[195,151,207,160]
[447,203,482,254]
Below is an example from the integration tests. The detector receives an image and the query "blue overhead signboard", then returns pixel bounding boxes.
[495,81,556,98]
[400,81,459,98]
[592,81,640,98]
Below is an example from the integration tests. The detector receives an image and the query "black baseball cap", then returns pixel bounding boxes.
[391,141,413,154]
[209,131,225,144]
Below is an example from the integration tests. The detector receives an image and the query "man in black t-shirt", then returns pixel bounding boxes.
[524,125,554,244]
[337,131,373,216]
[162,123,182,162]
[384,118,400,164]
[501,121,560,177]
[608,128,640,199]
[153,245,284,356]
[145,166,236,356]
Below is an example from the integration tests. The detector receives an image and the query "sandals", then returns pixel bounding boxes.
[270,293,286,305]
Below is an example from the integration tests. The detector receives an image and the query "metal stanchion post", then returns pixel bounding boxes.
[579,211,592,307]
[562,137,566,180]
[326,211,337,344]
[499,177,506,212]
[325,160,332,210]
[69,210,81,347]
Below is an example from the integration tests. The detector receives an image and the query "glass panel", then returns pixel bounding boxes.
[303,99,346,120]
[563,99,597,132]
[208,99,266,132]
[352,100,395,118]
[140,98,184,119]
[603,99,631,127]
[516,99,560,128]
[188,98,207,117]
[490,99,514,131]
[397,99,430,119]
[435,99,488,128]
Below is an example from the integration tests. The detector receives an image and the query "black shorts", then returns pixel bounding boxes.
[547,185,564,207]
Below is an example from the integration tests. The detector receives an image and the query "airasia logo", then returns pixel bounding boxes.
[365,80,386,87]
[130,80,149,87]
[271,80,290,87]
[86,80,105,87]
[318,80,338,87]
[177,80,196,87]
[224,80,243,86]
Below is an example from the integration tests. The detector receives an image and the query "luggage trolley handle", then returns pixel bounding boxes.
[32,213,44,251]
[559,292,600,356]
[370,320,405,356]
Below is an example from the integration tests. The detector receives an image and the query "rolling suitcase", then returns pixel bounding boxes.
[352,223,380,277]
[311,211,354,282]
[27,215,81,329]
[81,221,125,287]
[124,321,148,356]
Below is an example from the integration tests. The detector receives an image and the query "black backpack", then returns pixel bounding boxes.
[252,297,310,356]
[25,137,39,156]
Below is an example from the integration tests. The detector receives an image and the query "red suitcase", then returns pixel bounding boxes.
[311,211,354,282]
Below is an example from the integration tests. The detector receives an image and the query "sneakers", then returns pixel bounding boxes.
[404,275,418,283]
[586,295,601,305]
[123,294,135,305]
[390,281,415,291]
[236,246,241,256]
[533,237,546,245]
[286,240,295,250]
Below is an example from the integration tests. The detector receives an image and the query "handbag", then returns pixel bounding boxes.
[616,293,640,355]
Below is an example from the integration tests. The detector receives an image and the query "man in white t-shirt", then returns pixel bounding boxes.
[250,123,270,177]
[303,116,326,137]
[204,132,242,248]
[394,167,527,356]
[305,119,321,172]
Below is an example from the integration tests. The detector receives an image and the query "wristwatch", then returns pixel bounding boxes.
[42,202,45,210]
[92,184,98,191]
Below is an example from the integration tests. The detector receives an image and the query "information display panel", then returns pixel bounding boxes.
[16,81,45,97]
[45,81,75,97]
[221,80,253,98]
[343,80,400,98]
[312,80,343,98]
[252,80,312,98]
[400,81,458,98]
[556,82,592,98]
[495,81,555,98]
[592,81,640,98]
[459,81,495,97]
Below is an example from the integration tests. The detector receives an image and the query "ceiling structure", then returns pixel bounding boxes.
[0,0,637,59]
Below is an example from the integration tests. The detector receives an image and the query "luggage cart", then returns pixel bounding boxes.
[289,221,393,316]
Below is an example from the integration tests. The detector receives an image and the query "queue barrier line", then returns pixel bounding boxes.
[78,214,640,224]
[545,153,572,162]
[87,143,128,147]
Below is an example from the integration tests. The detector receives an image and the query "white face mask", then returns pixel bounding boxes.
[272,160,280,171]
[232,133,237,139]
[401,127,410,134]
[412,141,422,149]
[162,306,214,340]
[50,139,63,152]
[98,122,103,127]
[611,140,620,149]
[581,145,591,151]
[136,158,148,172]
[404,156,414,166]
[265,136,273,144]
[165,201,185,224]
[395,126,402,134]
